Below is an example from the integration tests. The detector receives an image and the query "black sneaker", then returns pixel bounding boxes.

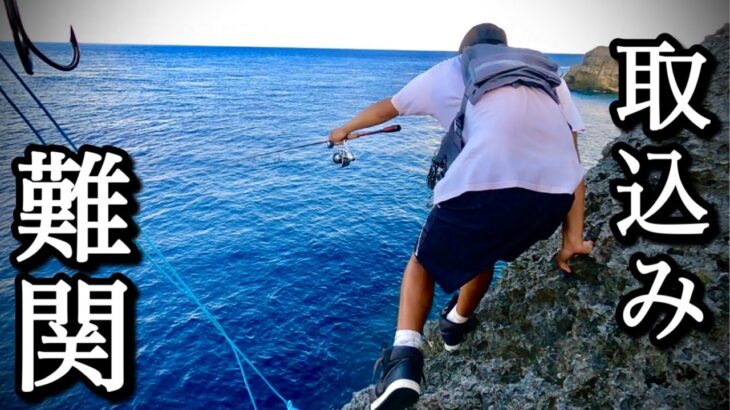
[370,345,423,410]
[438,294,478,352]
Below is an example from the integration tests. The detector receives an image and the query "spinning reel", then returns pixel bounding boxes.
[325,126,402,168]
[330,140,356,167]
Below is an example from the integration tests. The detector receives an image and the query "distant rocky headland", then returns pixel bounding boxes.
[564,46,619,93]
[343,24,729,409]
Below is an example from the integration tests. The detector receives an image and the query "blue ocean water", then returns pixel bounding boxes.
[0,43,618,409]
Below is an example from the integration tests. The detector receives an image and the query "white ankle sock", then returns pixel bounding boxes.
[393,329,423,349]
[446,306,469,324]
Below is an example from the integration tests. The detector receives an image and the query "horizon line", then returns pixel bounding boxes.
[0,40,588,56]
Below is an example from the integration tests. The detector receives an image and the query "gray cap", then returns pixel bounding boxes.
[458,23,508,53]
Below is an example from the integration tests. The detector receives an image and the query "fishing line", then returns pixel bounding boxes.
[0,51,297,410]
[0,53,77,150]
[238,125,402,163]
[0,83,46,145]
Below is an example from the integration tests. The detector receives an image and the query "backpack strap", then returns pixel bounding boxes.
[427,93,468,190]
[453,51,473,149]
[453,92,469,148]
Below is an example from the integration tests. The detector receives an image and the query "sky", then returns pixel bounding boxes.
[0,0,727,54]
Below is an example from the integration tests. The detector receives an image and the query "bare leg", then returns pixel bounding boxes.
[396,254,435,332]
[455,267,494,317]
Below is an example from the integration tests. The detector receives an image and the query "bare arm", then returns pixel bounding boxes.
[556,132,594,273]
[329,98,399,143]
[562,132,586,244]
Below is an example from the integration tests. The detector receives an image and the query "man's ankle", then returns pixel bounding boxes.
[446,305,469,324]
[393,329,423,349]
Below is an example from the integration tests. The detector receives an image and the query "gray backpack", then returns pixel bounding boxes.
[426,44,563,190]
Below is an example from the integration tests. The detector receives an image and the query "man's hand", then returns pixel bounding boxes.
[328,99,399,145]
[556,239,594,273]
[328,127,350,145]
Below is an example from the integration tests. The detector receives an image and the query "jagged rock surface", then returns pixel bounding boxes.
[343,24,729,410]
[564,46,619,93]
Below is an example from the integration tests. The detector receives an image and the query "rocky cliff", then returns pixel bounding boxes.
[343,24,729,409]
[564,46,619,93]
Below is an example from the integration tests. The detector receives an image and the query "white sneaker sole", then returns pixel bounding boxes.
[443,342,461,352]
[370,379,420,410]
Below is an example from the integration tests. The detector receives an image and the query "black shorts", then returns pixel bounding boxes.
[414,187,574,293]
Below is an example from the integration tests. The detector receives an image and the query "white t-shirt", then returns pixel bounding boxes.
[392,55,586,205]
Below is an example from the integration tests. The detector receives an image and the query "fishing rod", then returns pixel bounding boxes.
[239,124,402,167]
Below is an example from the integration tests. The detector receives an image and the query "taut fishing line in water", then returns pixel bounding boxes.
[0,52,297,409]
[0,6,402,407]
[0,43,402,408]
[0,14,341,404]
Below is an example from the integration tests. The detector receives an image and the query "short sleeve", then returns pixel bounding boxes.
[556,79,585,132]
[391,60,449,117]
